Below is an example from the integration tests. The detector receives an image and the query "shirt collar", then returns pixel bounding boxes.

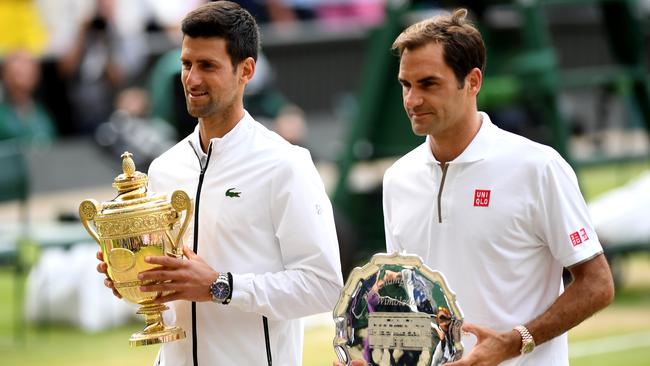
[423,111,495,165]
[189,110,253,159]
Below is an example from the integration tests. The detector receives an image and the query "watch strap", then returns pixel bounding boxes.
[513,325,535,354]
[223,272,233,305]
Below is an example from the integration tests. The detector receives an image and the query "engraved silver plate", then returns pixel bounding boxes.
[333,253,464,365]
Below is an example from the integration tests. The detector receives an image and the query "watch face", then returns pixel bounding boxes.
[522,341,535,354]
[212,282,230,300]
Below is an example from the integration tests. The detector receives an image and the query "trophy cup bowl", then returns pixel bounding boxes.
[79,152,192,346]
[333,253,464,366]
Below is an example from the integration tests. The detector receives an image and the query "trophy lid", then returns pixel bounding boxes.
[112,151,148,196]
[97,152,170,217]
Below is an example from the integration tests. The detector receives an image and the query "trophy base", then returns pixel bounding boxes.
[129,326,186,347]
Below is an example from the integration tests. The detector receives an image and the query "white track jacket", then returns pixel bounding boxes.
[148,111,343,365]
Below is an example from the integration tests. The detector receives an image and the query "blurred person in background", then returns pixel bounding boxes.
[0,50,56,144]
[142,0,207,44]
[38,0,150,135]
[35,0,205,136]
[97,2,342,365]
[315,0,386,28]
[94,87,177,168]
[238,0,317,24]
[272,104,308,147]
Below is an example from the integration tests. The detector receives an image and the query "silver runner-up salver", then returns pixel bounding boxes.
[333,253,464,366]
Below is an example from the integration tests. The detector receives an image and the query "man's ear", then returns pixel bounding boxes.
[466,67,482,96]
[239,57,256,84]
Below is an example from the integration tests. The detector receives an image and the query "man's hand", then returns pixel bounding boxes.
[96,250,122,299]
[138,245,219,303]
[445,323,520,366]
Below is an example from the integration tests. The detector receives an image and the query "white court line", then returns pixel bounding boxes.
[570,330,650,358]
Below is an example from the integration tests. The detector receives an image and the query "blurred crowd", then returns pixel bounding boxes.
[0,0,389,165]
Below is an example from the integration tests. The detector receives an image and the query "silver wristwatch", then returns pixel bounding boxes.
[209,272,231,304]
[514,325,535,354]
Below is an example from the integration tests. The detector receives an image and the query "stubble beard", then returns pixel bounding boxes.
[410,113,441,137]
[186,97,219,119]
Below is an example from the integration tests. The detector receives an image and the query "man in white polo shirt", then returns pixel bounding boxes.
[382,8,614,366]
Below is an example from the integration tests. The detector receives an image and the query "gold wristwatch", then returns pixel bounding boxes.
[514,325,535,354]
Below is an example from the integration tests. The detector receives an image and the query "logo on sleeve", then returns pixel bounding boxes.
[473,189,491,207]
[570,228,590,246]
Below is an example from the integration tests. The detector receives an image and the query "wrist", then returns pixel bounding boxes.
[513,325,536,355]
[209,272,232,304]
[506,329,523,358]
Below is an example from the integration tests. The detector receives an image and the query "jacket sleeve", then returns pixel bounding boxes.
[228,148,343,320]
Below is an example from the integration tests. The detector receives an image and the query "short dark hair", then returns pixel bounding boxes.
[392,8,486,88]
[181,1,260,68]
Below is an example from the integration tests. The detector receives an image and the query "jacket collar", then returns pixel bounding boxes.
[423,111,495,165]
[189,110,254,159]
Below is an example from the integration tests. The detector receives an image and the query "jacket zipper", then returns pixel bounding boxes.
[263,316,272,366]
[187,141,271,365]
[437,163,449,223]
[191,142,213,366]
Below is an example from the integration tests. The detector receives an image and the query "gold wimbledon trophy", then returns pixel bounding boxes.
[79,152,192,346]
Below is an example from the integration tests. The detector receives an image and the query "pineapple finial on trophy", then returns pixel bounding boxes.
[113,151,147,200]
[121,151,136,177]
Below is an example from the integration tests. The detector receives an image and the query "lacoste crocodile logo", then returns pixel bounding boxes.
[225,188,241,198]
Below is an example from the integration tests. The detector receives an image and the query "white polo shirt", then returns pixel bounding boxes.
[382,112,603,365]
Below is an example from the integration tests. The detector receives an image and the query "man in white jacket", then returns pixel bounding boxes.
[97,2,343,365]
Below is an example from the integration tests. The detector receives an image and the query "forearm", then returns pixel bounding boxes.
[230,268,342,320]
[446,255,614,366]
[525,254,614,346]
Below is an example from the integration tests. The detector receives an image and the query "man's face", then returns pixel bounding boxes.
[398,42,471,137]
[180,36,241,120]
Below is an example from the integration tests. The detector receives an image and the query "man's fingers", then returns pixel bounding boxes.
[139,280,179,293]
[144,254,183,267]
[138,266,187,283]
[104,278,122,298]
[99,256,121,299]
[462,323,483,337]
[152,291,182,304]
[97,261,108,274]
[463,323,490,345]
[182,245,197,259]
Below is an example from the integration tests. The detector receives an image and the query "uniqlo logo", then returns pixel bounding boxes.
[473,189,491,207]
[579,228,589,241]
[569,231,582,246]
